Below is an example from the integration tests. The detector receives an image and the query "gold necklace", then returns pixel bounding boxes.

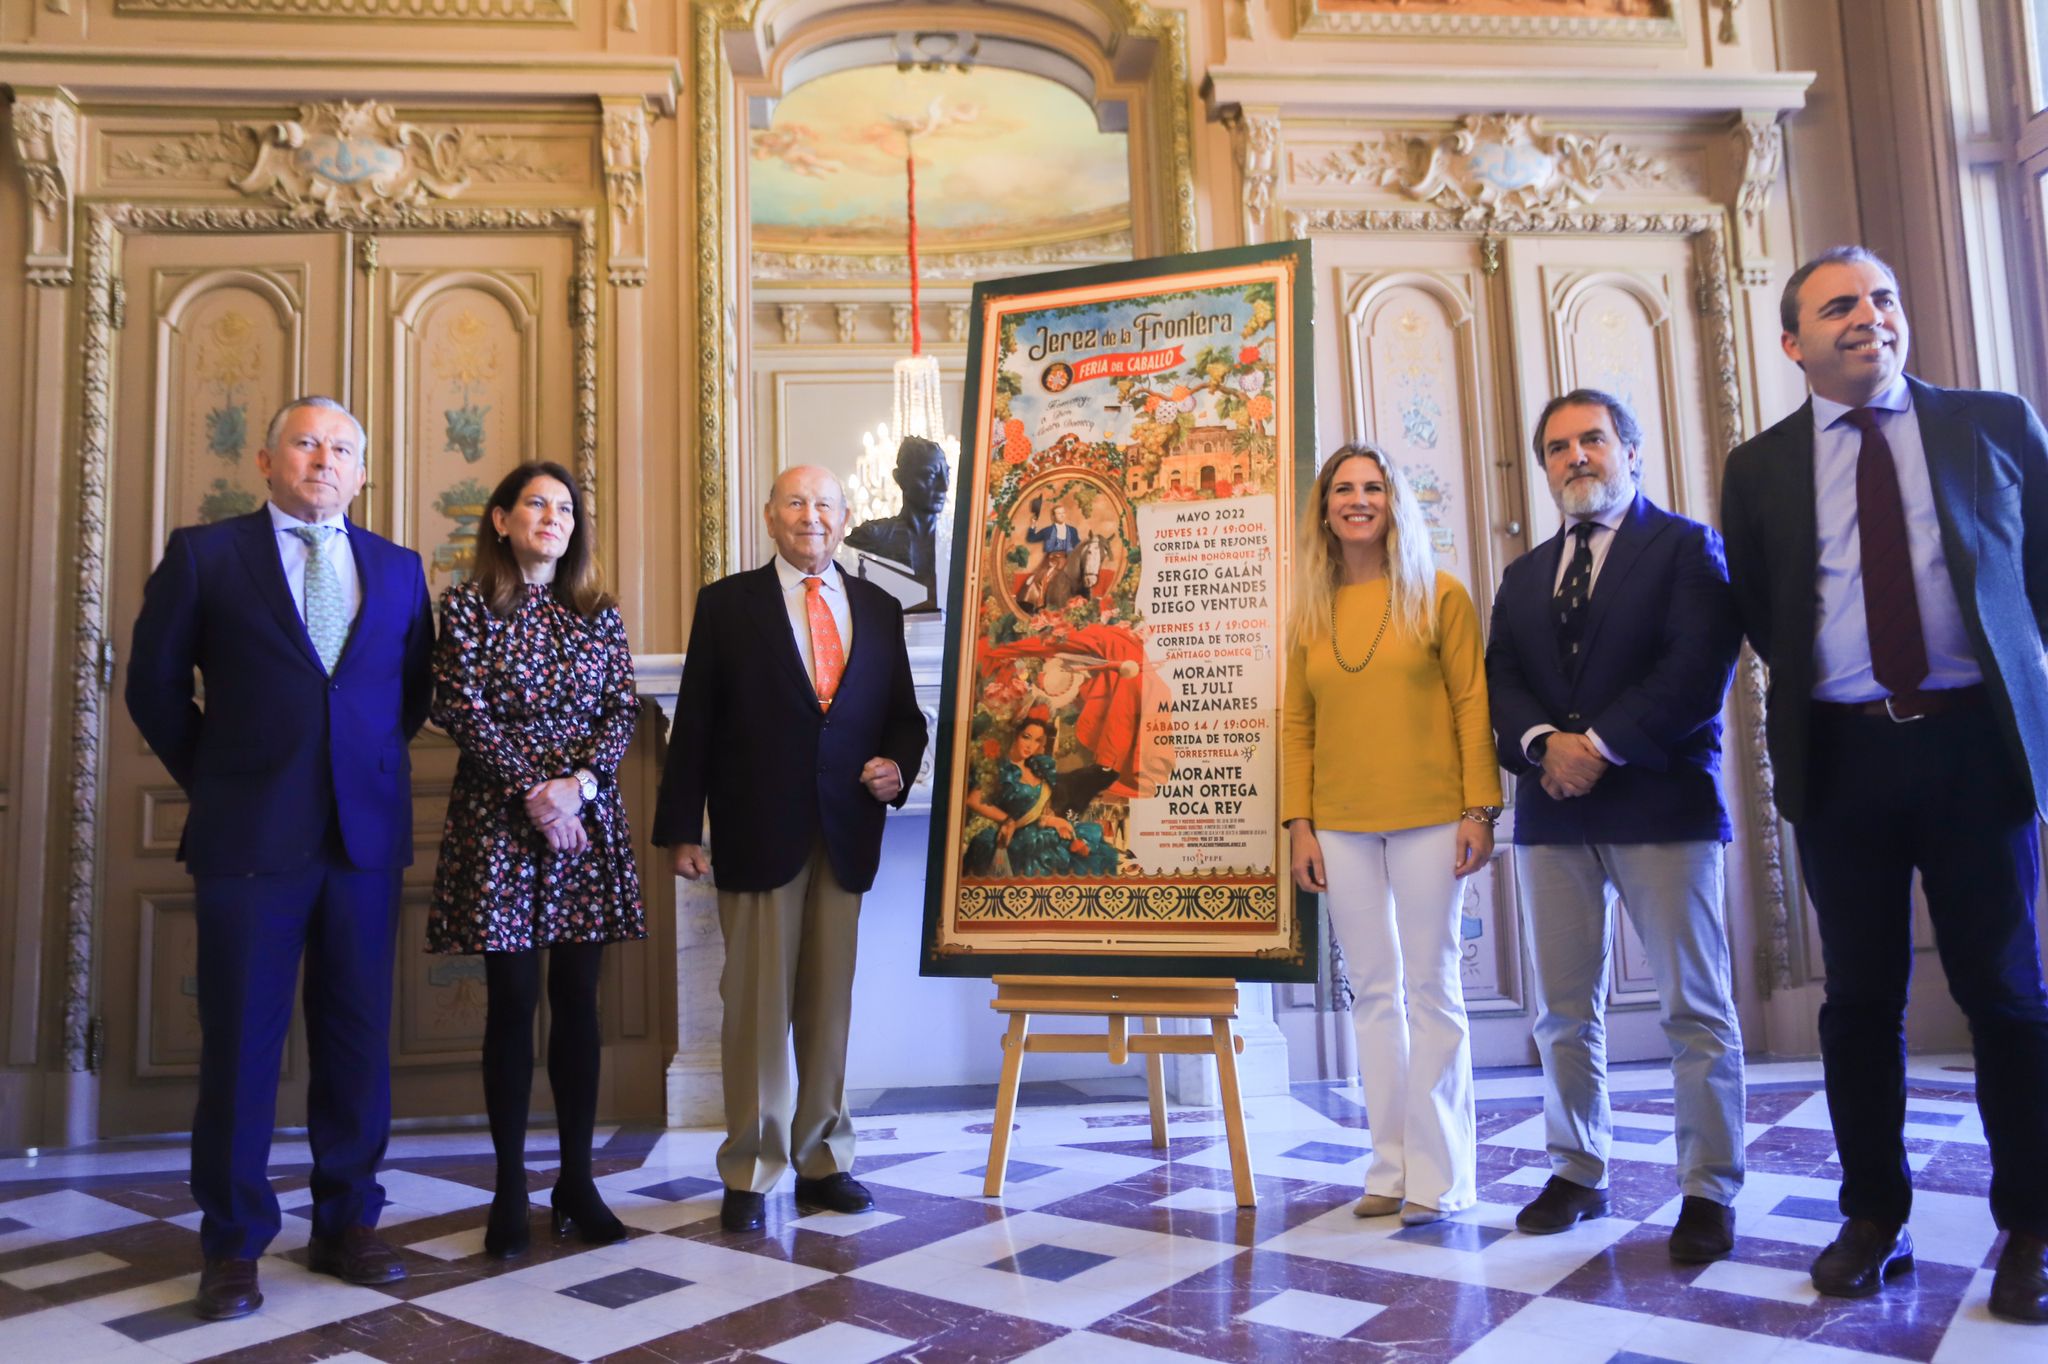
[1331,584,1392,673]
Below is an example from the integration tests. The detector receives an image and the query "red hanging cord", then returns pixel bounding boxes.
[905,139,923,356]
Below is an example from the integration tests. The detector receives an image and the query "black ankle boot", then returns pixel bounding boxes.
[550,1179,627,1245]
[483,1188,532,1259]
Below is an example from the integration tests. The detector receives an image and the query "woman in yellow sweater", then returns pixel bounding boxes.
[1283,442,1502,1226]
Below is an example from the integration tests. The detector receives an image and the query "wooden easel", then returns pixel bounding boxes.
[981,974,1257,1207]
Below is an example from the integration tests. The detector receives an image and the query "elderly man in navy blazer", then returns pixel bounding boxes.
[1722,246,2048,1320]
[126,396,433,1321]
[654,464,927,1234]
[1487,389,1746,1263]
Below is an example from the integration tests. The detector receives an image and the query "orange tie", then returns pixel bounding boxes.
[803,575,844,709]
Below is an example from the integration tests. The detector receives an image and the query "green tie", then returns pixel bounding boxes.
[290,524,347,673]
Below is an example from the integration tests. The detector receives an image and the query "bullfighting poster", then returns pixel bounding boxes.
[921,241,1317,981]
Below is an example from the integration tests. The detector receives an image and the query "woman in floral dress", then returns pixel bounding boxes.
[430,460,644,1259]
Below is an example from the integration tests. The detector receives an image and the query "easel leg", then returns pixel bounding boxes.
[1142,1016,1168,1149]
[984,1013,1031,1198]
[1211,1017,1256,1207]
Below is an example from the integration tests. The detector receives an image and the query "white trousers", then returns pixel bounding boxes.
[1321,823,1477,1212]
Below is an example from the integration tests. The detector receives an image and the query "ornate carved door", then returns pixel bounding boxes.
[100,230,352,1136]
[98,223,663,1137]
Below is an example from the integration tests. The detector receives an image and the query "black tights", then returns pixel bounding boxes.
[482,943,605,1195]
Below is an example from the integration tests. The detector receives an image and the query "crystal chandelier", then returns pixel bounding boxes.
[849,101,960,527]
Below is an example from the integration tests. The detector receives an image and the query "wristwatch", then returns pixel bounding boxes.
[572,768,599,802]
[1528,732,1552,762]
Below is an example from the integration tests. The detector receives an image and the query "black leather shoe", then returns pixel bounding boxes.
[195,1258,261,1320]
[1989,1231,2048,1324]
[550,1180,628,1246]
[1516,1176,1610,1234]
[720,1188,766,1232]
[483,1189,531,1260]
[1810,1219,1913,1297]
[1668,1196,1736,1263]
[794,1172,875,1215]
[306,1225,407,1285]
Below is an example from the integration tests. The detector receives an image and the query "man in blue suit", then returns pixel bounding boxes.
[1722,247,2048,1320]
[126,396,433,1321]
[653,464,928,1234]
[1487,389,1746,1262]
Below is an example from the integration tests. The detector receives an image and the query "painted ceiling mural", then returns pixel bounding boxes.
[750,65,1131,257]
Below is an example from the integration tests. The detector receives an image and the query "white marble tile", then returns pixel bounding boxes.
[1237,1286,1384,1338]
[1260,1197,1635,1296]
[0,1250,127,1290]
[0,1305,176,1362]
[1686,1258,1819,1305]
[788,1209,902,1236]
[0,1190,153,1253]
[850,1210,1240,1331]
[1174,1125,1372,1186]
[759,1321,913,1364]
[1148,1186,1243,1213]
[409,1230,831,1359]
[858,1142,1163,1211]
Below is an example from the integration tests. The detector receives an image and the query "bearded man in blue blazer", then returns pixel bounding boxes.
[1721,246,2048,1321]
[126,397,433,1322]
[1486,389,1746,1263]
[653,464,928,1234]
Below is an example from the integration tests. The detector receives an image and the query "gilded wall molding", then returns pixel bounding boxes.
[1290,202,1789,993]
[12,92,80,286]
[63,203,602,1068]
[114,0,575,20]
[66,209,117,1070]
[1292,115,1669,225]
[1292,0,1681,43]
[601,101,651,287]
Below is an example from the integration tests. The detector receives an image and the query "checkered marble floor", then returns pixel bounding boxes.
[1,1055,2038,1363]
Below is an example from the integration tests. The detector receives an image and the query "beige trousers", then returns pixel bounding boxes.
[714,840,863,1192]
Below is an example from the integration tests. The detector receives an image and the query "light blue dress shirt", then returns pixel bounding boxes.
[1809,378,1981,701]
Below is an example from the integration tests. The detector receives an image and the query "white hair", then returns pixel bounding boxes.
[264,396,367,462]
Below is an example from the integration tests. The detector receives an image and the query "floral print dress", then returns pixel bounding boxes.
[428,581,645,953]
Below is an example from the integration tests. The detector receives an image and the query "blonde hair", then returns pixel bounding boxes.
[1289,442,1438,647]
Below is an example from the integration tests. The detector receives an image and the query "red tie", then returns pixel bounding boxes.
[803,575,844,709]
[1845,407,1928,694]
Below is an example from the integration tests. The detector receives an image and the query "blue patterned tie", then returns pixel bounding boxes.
[290,524,347,673]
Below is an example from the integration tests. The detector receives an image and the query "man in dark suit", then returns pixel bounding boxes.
[126,396,434,1320]
[1722,245,2048,1320]
[654,464,928,1233]
[1487,390,1746,1262]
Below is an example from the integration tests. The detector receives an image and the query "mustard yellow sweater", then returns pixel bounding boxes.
[1281,571,1502,833]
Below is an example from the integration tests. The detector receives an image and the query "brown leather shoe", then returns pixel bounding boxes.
[1668,1196,1736,1263]
[306,1225,407,1285]
[195,1258,261,1320]
[1516,1176,1610,1234]
[1810,1219,1913,1297]
[1989,1231,2048,1324]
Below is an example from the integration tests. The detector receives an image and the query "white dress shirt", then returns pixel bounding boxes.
[268,501,361,625]
[773,554,853,686]
[1522,499,1632,766]
[1809,378,1981,700]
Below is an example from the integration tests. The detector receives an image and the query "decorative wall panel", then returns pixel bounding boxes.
[136,893,202,1078]
[154,270,302,542]
[1551,271,1677,511]
[397,895,489,1065]
[394,272,540,597]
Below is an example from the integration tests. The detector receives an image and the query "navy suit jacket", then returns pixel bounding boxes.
[1486,494,1742,845]
[125,508,434,875]
[1720,376,2048,823]
[651,562,929,894]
